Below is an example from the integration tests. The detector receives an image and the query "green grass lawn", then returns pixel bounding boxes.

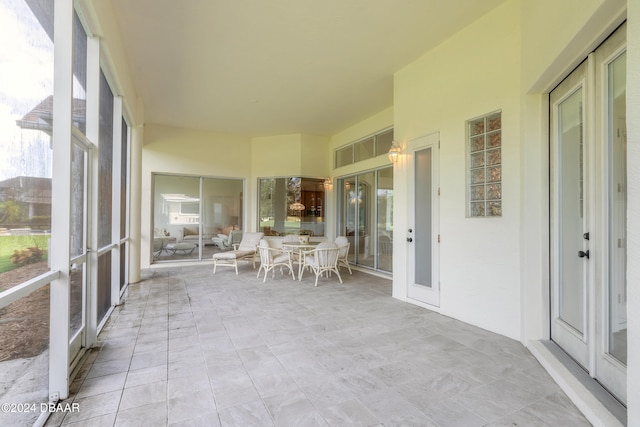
[0,235,50,274]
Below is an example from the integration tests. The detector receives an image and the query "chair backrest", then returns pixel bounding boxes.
[257,239,271,264]
[229,230,243,245]
[153,238,164,251]
[282,234,299,244]
[238,232,264,251]
[335,236,349,257]
[315,242,339,266]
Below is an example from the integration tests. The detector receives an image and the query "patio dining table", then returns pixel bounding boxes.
[281,241,319,279]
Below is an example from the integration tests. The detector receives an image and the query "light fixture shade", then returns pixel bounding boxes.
[289,202,305,211]
[323,178,332,189]
[388,140,401,163]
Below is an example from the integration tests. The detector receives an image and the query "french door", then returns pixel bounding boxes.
[550,24,627,404]
[407,133,439,307]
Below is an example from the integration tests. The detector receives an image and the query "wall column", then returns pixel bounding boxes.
[128,124,143,283]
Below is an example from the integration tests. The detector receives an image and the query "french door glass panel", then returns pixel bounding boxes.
[607,51,626,365]
[550,61,589,368]
[557,88,585,335]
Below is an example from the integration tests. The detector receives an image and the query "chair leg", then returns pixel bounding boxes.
[345,261,352,274]
[334,268,343,284]
[234,261,238,275]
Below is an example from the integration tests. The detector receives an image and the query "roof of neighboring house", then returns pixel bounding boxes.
[16,95,86,133]
[0,176,51,189]
[0,177,52,204]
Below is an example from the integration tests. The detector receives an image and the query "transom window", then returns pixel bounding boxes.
[335,128,394,168]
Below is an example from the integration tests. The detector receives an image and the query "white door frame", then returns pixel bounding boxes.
[406,132,440,308]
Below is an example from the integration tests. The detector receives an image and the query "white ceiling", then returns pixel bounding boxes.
[109,0,506,137]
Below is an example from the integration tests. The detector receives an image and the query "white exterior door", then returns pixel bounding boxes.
[407,133,440,307]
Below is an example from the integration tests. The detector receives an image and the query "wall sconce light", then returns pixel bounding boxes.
[323,178,332,189]
[388,140,401,163]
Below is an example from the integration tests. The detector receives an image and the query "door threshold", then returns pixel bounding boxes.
[528,340,626,426]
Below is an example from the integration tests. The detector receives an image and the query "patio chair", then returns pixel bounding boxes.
[335,236,352,274]
[256,239,295,282]
[299,242,342,286]
[212,232,264,274]
[282,234,302,262]
[212,230,242,251]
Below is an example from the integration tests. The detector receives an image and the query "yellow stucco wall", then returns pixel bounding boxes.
[393,0,523,338]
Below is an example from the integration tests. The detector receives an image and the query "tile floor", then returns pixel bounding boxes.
[45,264,590,426]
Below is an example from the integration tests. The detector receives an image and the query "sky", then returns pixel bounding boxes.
[0,0,54,182]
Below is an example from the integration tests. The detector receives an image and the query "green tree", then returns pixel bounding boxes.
[0,200,25,225]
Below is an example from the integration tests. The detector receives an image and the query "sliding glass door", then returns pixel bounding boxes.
[337,166,393,273]
[153,174,243,262]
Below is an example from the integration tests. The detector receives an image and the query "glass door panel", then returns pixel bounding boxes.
[558,88,586,335]
[343,177,357,265]
[594,24,627,403]
[414,148,432,287]
[376,167,393,272]
[356,172,375,268]
[550,61,589,369]
[607,51,627,365]
[202,177,243,258]
[153,175,200,262]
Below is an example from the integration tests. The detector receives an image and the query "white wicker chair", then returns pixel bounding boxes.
[256,239,295,282]
[212,232,264,274]
[335,236,352,274]
[299,242,342,286]
[212,229,242,251]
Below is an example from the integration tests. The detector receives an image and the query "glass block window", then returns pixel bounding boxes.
[467,112,502,217]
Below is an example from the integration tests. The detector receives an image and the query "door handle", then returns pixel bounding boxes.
[407,237,413,243]
[578,250,590,259]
